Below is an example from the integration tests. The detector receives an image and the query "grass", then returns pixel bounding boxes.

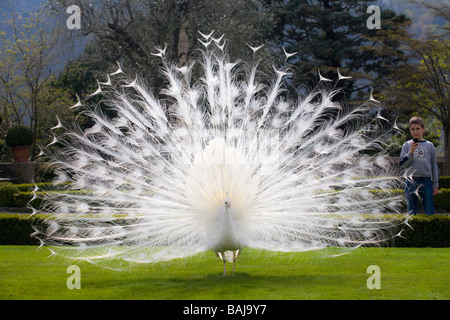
[0,246,449,300]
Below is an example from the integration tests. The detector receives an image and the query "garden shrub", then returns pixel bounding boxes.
[0,178,449,246]
[434,188,450,212]
[0,213,448,247]
[2,178,450,209]
[392,215,450,248]
[0,182,20,207]
[439,176,450,189]
[0,214,43,245]
[5,125,33,147]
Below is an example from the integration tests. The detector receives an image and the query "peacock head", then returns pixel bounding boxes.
[224,193,231,210]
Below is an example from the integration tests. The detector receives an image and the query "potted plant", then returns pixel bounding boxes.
[5,125,33,162]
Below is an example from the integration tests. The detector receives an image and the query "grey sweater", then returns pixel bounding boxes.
[399,139,439,188]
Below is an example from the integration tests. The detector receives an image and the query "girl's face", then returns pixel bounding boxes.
[409,123,425,140]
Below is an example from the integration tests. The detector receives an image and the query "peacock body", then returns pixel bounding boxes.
[34,35,407,273]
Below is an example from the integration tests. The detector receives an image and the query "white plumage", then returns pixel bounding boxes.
[34,39,407,273]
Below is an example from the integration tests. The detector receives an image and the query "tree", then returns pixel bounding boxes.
[0,2,70,159]
[48,0,275,92]
[383,36,449,175]
[372,0,450,175]
[410,0,450,32]
[361,1,449,175]
[265,0,411,96]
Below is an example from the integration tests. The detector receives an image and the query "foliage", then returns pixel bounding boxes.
[439,176,450,189]
[393,214,450,247]
[376,2,450,175]
[0,213,449,248]
[43,0,282,135]
[0,1,75,159]
[266,0,411,95]
[48,0,276,93]
[386,38,449,120]
[0,0,447,180]
[409,0,450,35]
[35,84,76,149]
[0,214,43,245]
[2,180,450,212]
[0,182,19,207]
[384,0,449,38]
[1,181,450,248]
[434,188,450,212]
[5,125,33,147]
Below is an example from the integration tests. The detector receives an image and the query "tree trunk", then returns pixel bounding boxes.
[176,2,190,67]
[443,123,450,176]
[31,88,38,161]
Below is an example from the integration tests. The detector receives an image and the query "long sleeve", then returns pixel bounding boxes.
[399,141,412,169]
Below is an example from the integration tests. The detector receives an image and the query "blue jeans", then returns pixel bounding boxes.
[405,177,435,215]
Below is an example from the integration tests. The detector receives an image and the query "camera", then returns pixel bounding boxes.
[413,138,418,143]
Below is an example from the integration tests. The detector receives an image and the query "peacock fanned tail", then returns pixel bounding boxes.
[32,35,408,270]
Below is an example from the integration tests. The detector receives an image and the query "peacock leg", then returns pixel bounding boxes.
[223,257,227,276]
[232,250,238,273]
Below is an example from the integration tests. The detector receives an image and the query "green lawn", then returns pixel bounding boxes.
[0,246,448,300]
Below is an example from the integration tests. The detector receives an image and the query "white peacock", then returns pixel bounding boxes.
[33,34,407,275]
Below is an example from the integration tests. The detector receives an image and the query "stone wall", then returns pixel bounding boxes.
[0,162,34,184]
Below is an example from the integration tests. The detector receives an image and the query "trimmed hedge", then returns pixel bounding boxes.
[0,213,448,247]
[1,177,449,210]
[7,190,449,213]
[439,176,450,189]
[392,215,450,247]
[0,178,449,247]
[0,183,20,207]
[0,214,43,245]
[434,188,450,212]
[3,185,449,213]
[5,125,33,147]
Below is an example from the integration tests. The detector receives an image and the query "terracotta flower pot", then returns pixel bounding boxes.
[11,145,31,163]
